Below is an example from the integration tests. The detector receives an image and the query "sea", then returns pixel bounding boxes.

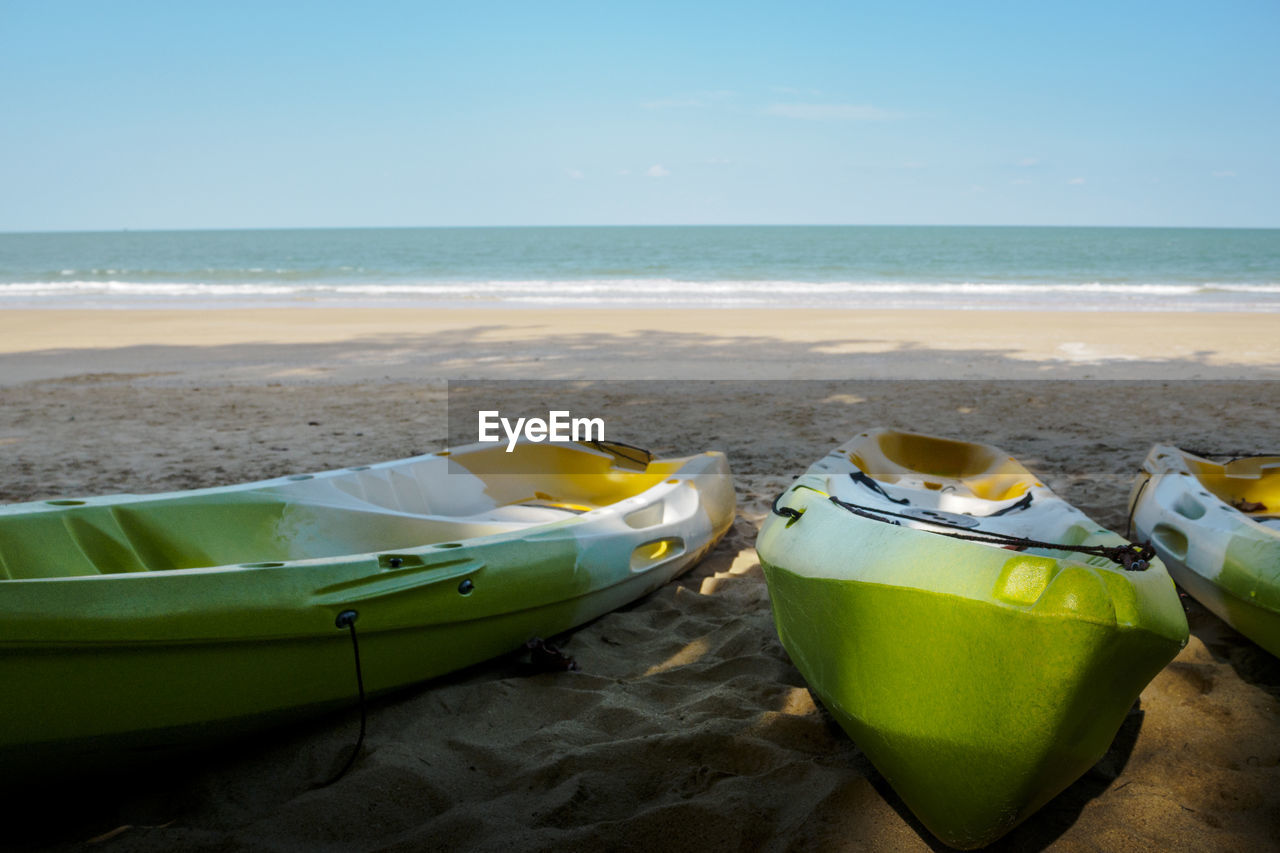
[1,226,1278,311]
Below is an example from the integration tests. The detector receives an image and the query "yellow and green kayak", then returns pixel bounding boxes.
[0,440,734,771]
[1130,445,1280,657]
[758,429,1187,849]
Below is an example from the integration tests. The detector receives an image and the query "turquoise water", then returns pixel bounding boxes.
[1,226,1278,310]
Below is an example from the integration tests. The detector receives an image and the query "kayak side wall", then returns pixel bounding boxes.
[0,497,730,759]
[1161,552,1280,658]
[760,560,1184,849]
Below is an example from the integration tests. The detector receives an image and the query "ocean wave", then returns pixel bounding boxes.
[3,278,1279,309]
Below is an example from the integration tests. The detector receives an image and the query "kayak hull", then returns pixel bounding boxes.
[0,442,735,770]
[4,544,715,770]
[1162,552,1280,657]
[763,558,1181,848]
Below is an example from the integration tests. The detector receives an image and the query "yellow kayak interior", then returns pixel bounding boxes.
[1170,450,1280,513]
[845,429,1041,501]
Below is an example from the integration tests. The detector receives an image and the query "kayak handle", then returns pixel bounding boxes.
[771,485,828,525]
[771,492,803,523]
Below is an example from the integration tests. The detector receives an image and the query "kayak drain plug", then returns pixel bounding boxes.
[458,579,475,595]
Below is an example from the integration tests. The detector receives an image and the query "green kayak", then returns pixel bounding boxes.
[0,440,734,772]
[757,429,1187,849]
[1130,444,1280,657]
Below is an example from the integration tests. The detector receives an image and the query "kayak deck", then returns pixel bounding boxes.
[808,429,1132,564]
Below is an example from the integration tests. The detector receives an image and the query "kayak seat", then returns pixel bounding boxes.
[849,430,1037,501]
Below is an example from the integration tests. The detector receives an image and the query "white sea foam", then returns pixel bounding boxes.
[3,278,1279,310]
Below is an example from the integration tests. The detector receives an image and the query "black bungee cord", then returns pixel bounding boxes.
[772,487,1154,571]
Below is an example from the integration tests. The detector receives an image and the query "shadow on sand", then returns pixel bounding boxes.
[6,322,1280,385]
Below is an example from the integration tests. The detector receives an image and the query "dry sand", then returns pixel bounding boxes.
[3,308,1280,852]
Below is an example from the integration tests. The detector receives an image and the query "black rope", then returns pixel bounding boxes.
[588,439,654,469]
[986,491,1034,517]
[774,484,1151,571]
[1126,475,1151,540]
[1180,448,1277,464]
[826,495,1153,571]
[849,471,910,505]
[320,610,367,787]
[846,472,1034,518]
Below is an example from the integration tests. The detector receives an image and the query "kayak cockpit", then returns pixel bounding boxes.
[808,429,1122,564]
[1161,448,1280,516]
[0,442,687,580]
[846,429,1038,501]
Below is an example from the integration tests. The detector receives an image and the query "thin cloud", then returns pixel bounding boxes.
[643,97,704,109]
[1018,157,1041,167]
[565,169,585,180]
[646,164,670,178]
[643,90,736,109]
[1068,177,1086,185]
[766,103,903,121]
[1211,170,1237,178]
[770,85,824,97]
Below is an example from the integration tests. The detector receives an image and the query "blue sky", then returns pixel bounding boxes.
[2,1,1277,230]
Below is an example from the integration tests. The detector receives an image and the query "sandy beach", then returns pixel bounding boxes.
[4,308,1280,852]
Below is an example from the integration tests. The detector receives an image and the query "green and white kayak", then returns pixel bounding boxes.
[0,440,734,772]
[757,429,1187,849]
[1130,444,1280,657]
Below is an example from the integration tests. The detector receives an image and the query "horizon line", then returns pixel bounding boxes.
[4,223,1279,237]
